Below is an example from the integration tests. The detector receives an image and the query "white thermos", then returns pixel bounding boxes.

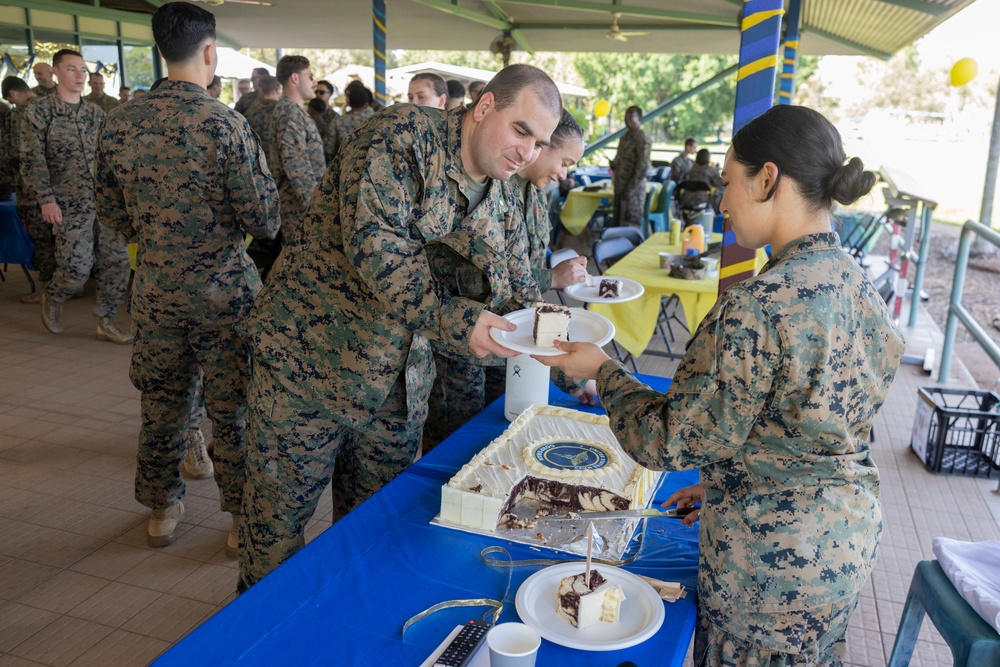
[504,353,550,421]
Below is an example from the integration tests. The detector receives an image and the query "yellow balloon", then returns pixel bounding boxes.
[950,58,978,87]
[593,99,610,118]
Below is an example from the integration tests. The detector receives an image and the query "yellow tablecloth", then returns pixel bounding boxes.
[560,180,660,236]
[589,232,768,358]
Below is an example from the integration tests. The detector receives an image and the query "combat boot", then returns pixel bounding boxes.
[96,317,133,344]
[226,513,240,558]
[181,429,214,480]
[20,290,40,304]
[40,291,63,334]
[147,501,184,547]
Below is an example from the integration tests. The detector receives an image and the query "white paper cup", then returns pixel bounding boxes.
[487,622,541,667]
[702,257,719,275]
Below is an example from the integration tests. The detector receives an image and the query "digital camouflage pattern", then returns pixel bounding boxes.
[95,79,280,513]
[241,104,536,588]
[0,103,12,196]
[670,153,694,182]
[4,102,54,281]
[314,104,339,153]
[243,98,278,165]
[323,107,373,164]
[31,85,56,98]
[234,89,257,116]
[20,95,129,313]
[268,95,326,241]
[84,92,119,114]
[596,232,904,657]
[611,126,651,227]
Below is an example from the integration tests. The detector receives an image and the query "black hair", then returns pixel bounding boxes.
[2,75,30,99]
[152,2,216,64]
[550,108,583,148]
[625,105,642,118]
[275,55,309,85]
[684,137,697,147]
[730,105,877,210]
[347,86,369,110]
[307,97,326,114]
[446,79,465,100]
[410,72,447,98]
[478,64,561,116]
[252,67,269,78]
[257,75,280,96]
[119,86,131,92]
[316,80,334,94]
[52,49,82,68]
[695,148,711,165]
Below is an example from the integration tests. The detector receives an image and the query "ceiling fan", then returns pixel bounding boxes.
[489,32,516,67]
[607,13,648,42]
[194,0,274,7]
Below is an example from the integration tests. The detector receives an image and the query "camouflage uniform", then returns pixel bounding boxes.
[669,153,694,182]
[595,233,905,663]
[323,107,373,164]
[268,96,326,241]
[3,100,54,282]
[611,127,651,227]
[20,95,129,315]
[83,92,119,114]
[314,105,340,153]
[685,161,725,212]
[240,104,536,590]
[31,85,56,98]
[0,104,11,198]
[234,90,257,116]
[424,175,583,449]
[243,98,279,159]
[94,80,280,515]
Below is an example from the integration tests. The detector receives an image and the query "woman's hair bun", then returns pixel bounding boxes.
[828,156,877,205]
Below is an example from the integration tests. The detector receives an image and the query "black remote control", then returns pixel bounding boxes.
[433,619,489,667]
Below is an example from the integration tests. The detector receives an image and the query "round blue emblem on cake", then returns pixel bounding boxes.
[534,442,608,471]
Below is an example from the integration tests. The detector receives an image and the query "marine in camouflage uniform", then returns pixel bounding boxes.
[669,153,694,183]
[323,106,373,164]
[0,103,11,198]
[594,233,905,664]
[3,96,55,286]
[611,113,651,228]
[31,84,56,98]
[94,79,280,530]
[19,93,131,325]
[234,89,257,117]
[424,174,585,450]
[244,97,279,159]
[240,98,556,590]
[83,90,119,114]
[268,95,325,241]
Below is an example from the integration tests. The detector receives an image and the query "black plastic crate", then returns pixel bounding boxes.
[910,387,1000,478]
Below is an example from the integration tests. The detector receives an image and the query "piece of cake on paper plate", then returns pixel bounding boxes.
[533,304,571,347]
[598,278,623,299]
[556,569,626,629]
[438,404,662,536]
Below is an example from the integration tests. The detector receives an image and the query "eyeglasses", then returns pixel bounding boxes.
[316,90,331,96]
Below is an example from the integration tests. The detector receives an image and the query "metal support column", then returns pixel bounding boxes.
[777,0,801,105]
[719,0,784,295]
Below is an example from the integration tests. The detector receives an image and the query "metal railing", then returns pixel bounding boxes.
[938,220,1000,382]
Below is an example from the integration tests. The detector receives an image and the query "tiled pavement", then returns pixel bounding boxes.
[0,263,997,666]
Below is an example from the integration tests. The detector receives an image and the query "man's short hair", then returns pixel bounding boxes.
[684,137,697,148]
[316,80,334,94]
[469,80,485,92]
[2,75,30,99]
[411,72,447,98]
[446,79,465,100]
[52,49,83,68]
[209,75,221,88]
[275,55,309,85]
[89,72,103,82]
[152,2,216,64]
[347,86,368,110]
[257,75,280,96]
[307,98,326,114]
[119,86,131,93]
[478,64,561,116]
[252,67,269,78]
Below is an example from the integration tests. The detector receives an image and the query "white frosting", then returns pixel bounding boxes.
[439,405,661,531]
[534,306,570,347]
[556,572,626,629]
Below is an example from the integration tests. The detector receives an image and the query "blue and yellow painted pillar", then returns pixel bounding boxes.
[718,0,784,295]
[373,0,388,107]
[778,0,802,105]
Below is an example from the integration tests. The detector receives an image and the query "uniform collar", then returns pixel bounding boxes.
[766,231,842,266]
[446,106,508,217]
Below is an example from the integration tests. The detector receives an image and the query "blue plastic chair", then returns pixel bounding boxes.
[887,560,1000,666]
[648,180,675,234]
[601,225,645,247]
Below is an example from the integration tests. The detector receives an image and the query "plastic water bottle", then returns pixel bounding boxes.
[681,221,706,256]
[504,353,550,421]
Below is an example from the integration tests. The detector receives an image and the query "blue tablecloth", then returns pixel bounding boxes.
[0,199,35,269]
[155,375,699,666]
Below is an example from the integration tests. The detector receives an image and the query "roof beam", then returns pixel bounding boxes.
[481,0,535,53]
[498,0,737,27]
[523,23,720,32]
[873,0,949,17]
[802,25,892,60]
[408,0,508,30]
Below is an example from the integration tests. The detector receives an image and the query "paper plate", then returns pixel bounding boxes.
[490,307,615,357]
[514,562,665,651]
[563,277,645,304]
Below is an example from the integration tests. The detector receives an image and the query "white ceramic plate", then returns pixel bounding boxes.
[563,277,645,304]
[490,307,615,357]
[515,562,665,651]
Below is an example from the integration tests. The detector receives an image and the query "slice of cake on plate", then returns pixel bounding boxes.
[556,569,626,629]
[533,304,571,347]
[598,278,623,299]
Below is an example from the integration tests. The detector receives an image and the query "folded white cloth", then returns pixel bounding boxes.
[637,575,686,602]
[932,536,1000,634]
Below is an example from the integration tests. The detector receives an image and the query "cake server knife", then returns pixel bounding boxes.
[539,507,698,521]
